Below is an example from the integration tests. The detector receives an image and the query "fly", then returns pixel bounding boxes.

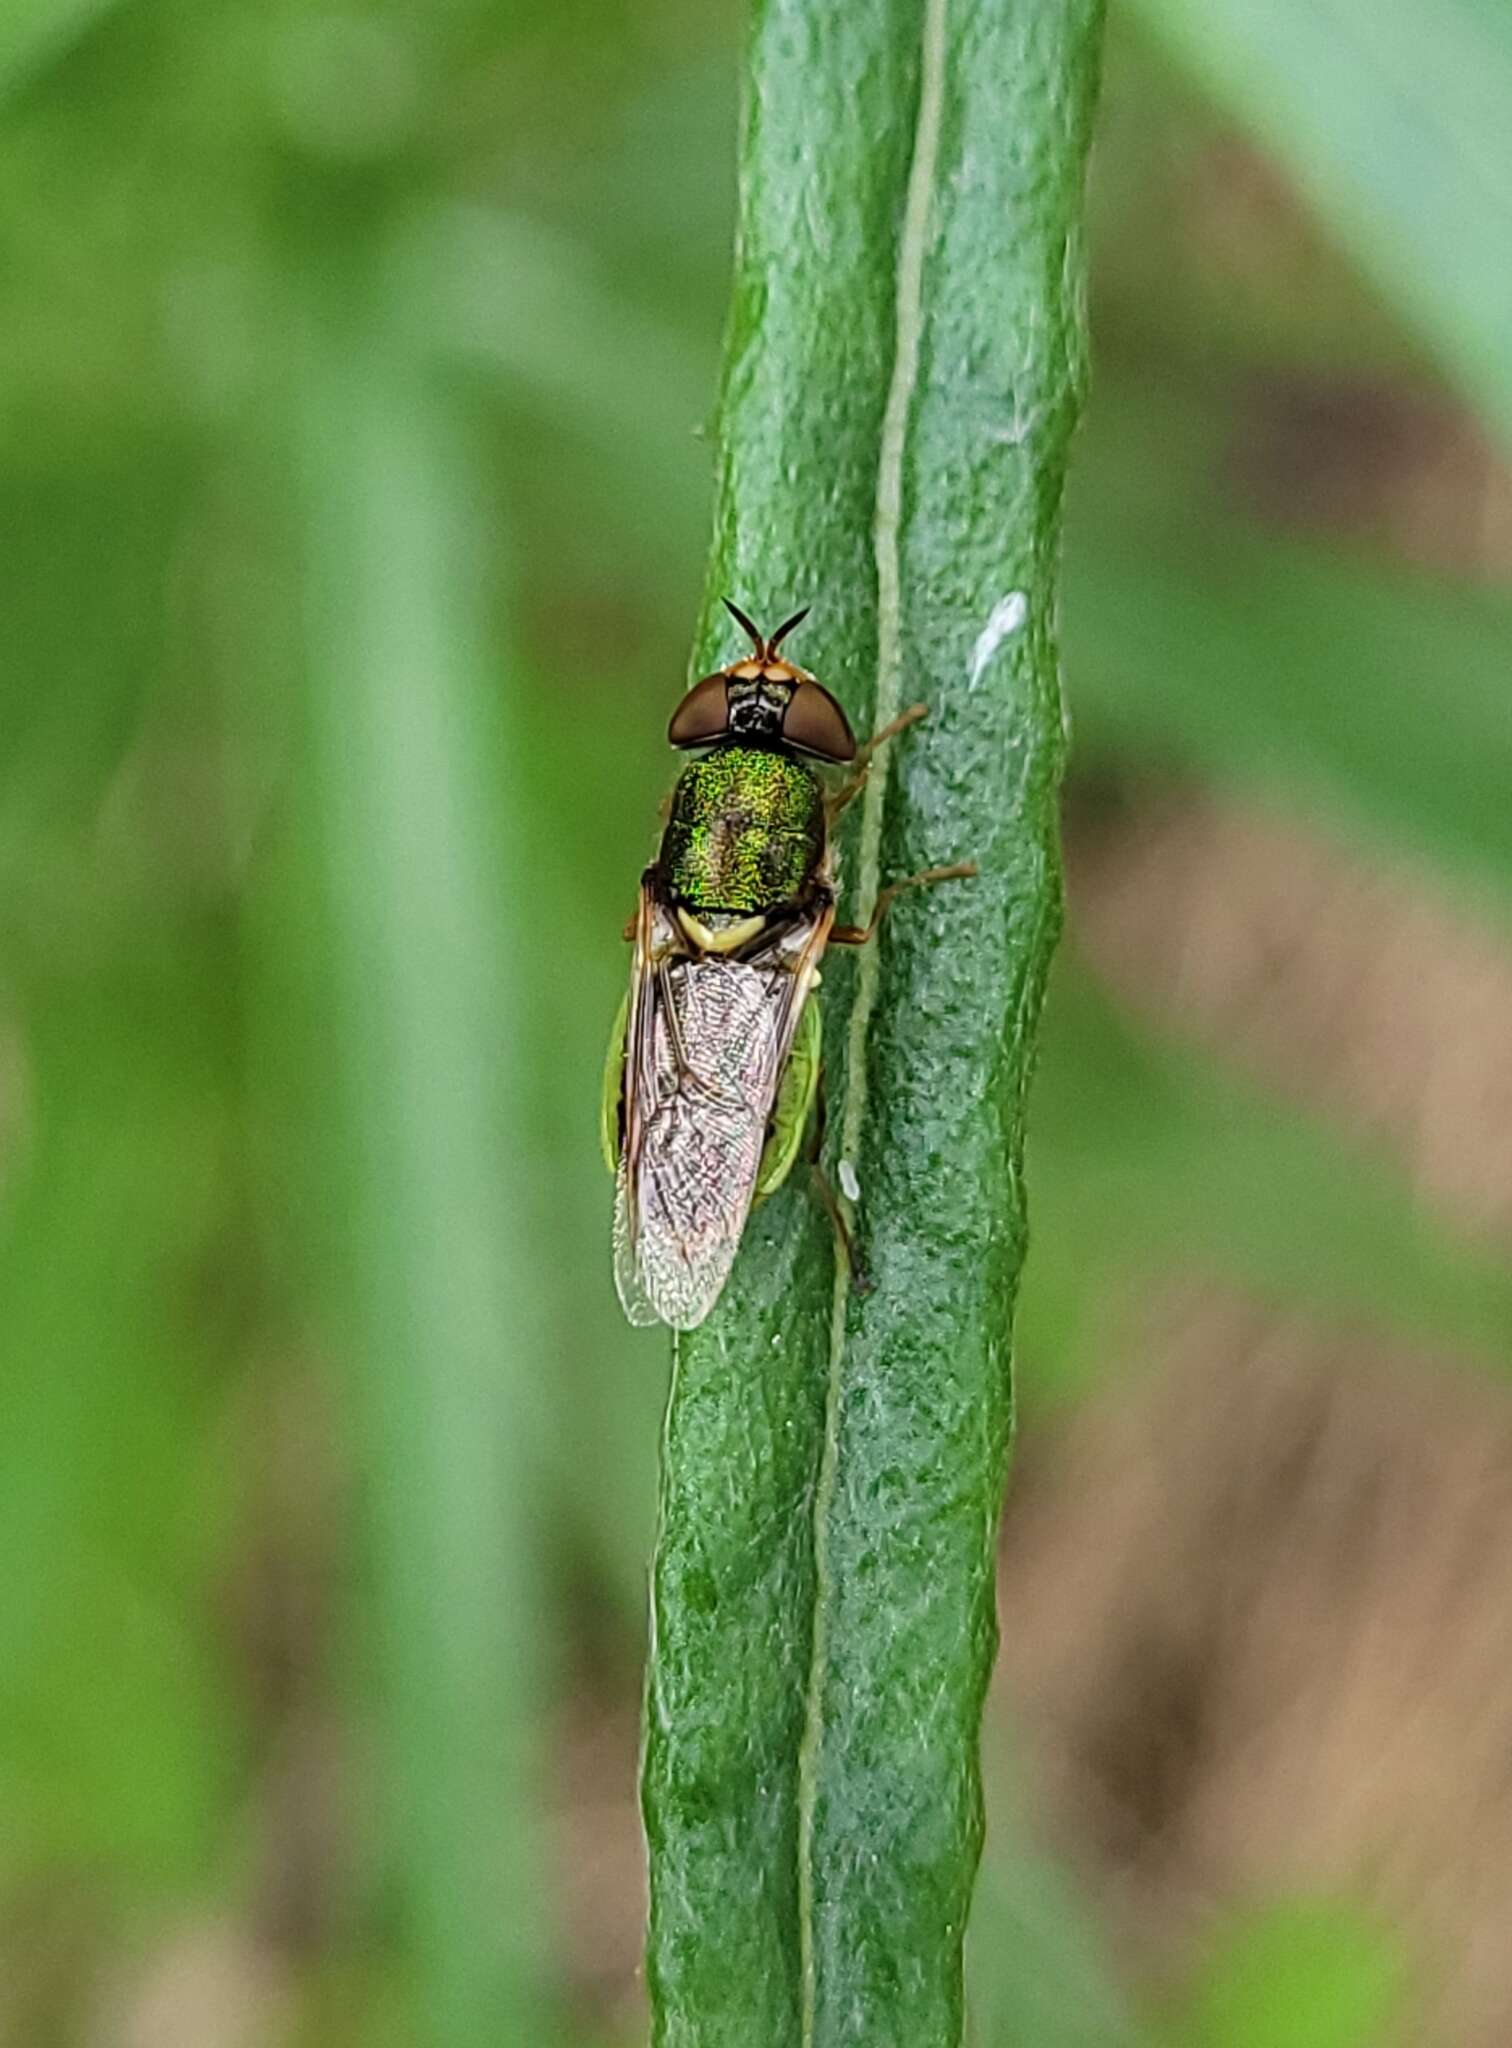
[602,600,974,1330]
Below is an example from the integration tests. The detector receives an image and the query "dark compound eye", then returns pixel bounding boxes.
[781,680,856,762]
[667,673,731,748]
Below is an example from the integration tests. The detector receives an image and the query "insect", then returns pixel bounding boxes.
[602,600,973,1330]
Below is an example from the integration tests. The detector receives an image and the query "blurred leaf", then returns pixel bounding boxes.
[1169,1899,1406,2048]
[418,205,714,447]
[1019,958,1512,1403]
[1065,378,1512,910]
[1124,0,1512,449]
[0,947,236,1886]
[411,203,714,571]
[0,451,187,835]
[968,1743,1143,2047]
[286,238,547,2043]
[0,0,123,103]
[1085,28,1413,382]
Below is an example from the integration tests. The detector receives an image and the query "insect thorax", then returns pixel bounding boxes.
[660,744,825,914]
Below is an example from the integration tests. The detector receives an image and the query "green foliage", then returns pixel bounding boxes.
[1021,959,1512,1406]
[1066,380,1512,907]
[0,0,1508,2043]
[281,268,547,2037]
[1169,1901,1406,2048]
[0,0,123,103]
[641,2,1105,2043]
[1124,0,1512,448]
[967,1749,1141,2045]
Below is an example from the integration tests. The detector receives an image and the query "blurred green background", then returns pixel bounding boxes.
[3,1,1512,2043]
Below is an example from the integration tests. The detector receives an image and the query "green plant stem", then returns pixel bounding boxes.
[290,232,545,2045]
[641,2,1105,2043]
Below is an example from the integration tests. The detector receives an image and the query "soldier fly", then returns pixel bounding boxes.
[602,600,974,1330]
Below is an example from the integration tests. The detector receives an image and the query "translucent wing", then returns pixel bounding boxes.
[613,887,830,1330]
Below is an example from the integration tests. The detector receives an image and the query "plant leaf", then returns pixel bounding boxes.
[280,243,547,2044]
[1169,1898,1406,2048]
[968,1741,1144,2046]
[1064,378,1512,910]
[1122,0,1512,449]
[0,0,124,104]
[1019,959,1512,1407]
[640,1,1106,2042]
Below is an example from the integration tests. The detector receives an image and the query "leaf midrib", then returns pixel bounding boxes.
[795,0,951,2034]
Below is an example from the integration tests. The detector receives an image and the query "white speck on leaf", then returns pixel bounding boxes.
[838,1158,861,1204]
[991,398,1038,445]
[968,592,1027,688]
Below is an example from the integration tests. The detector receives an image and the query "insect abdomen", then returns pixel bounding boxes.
[660,745,824,913]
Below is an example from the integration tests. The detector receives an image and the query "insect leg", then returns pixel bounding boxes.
[811,1161,872,1293]
[827,702,930,816]
[625,862,663,939]
[804,1067,873,1293]
[830,861,978,945]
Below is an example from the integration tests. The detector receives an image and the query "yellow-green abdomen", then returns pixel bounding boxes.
[660,745,825,913]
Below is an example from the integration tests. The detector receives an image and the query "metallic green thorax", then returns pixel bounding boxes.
[660,744,825,913]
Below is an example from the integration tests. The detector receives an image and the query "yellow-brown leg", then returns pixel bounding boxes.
[804,1067,873,1291]
[827,701,930,817]
[830,861,977,945]
[810,1159,873,1292]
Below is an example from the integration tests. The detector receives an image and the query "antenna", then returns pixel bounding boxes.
[766,606,811,654]
[722,597,765,654]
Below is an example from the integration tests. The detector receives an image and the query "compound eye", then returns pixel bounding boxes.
[782,680,856,762]
[668,673,731,748]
